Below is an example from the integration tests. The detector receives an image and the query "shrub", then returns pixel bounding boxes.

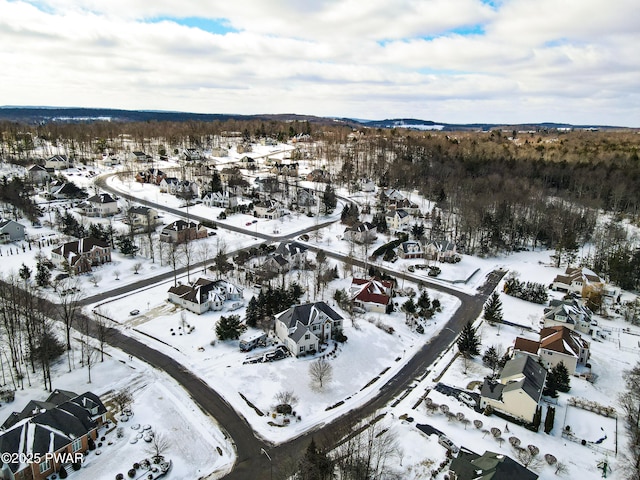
[59,466,68,478]
[128,469,136,478]
[72,462,81,471]
[88,438,96,450]
[116,474,124,480]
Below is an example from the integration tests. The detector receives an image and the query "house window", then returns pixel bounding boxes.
[39,459,51,474]
[305,334,310,340]
[299,346,305,352]
[72,437,83,452]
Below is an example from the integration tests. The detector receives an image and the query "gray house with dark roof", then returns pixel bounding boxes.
[448,449,538,480]
[0,391,107,480]
[0,219,26,243]
[275,302,343,356]
[480,355,547,423]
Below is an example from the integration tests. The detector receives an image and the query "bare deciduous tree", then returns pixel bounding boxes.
[309,357,333,390]
[112,388,133,413]
[146,431,171,461]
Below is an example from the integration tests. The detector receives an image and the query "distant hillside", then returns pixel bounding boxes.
[0,106,630,131]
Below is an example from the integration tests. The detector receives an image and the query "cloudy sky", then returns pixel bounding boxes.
[1,0,638,125]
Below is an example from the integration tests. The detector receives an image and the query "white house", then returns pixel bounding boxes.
[168,278,243,314]
[424,240,459,263]
[202,191,238,209]
[253,199,284,219]
[275,302,343,357]
[542,299,594,334]
[343,222,377,244]
[396,240,423,259]
[27,165,53,184]
[385,209,411,233]
[45,154,72,169]
[480,355,547,423]
[84,193,118,217]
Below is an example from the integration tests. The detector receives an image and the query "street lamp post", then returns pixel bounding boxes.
[261,448,273,480]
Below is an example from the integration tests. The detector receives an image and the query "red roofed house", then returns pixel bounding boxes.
[349,277,394,313]
[513,325,590,375]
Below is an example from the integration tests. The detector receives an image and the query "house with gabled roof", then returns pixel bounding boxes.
[159,220,207,244]
[480,355,547,423]
[183,148,202,161]
[275,302,343,357]
[0,390,107,480]
[448,449,538,480]
[125,206,159,231]
[84,192,118,217]
[424,240,459,263]
[0,219,26,243]
[296,188,317,207]
[542,298,594,334]
[552,266,605,298]
[262,254,290,274]
[128,151,150,163]
[27,164,53,184]
[51,237,111,274]
[202,190,238,209]
[253,199,284,219]
[514,325,590,375]
[274,241,308,269]
[349,277,393,313]
[343,221,377,244]
[168,278,243,314]
[396,240,423,259]
[45,154,72,169]
[136,168,166,185]
[385,209,411,233]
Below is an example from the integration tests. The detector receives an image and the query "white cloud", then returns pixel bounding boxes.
[1,0,638,125]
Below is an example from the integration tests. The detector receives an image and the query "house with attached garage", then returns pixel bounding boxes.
[396,240,423,259]
[84,192,119,217]
[253,199,284,219]
[385,209,411,233]
[0,219,26,243]
[343,221,377,244]
[262,254,290,274]
[202,190,238,209]
[349,277,393,313]
[51,237,111,274]
[274,241,308,269]
[0,390,107,480]
[168,278,243,314]
[275,302,343,357]
[159,220,208,244]
[424,240,460,263]
[542,298,594,334]
[480,355,547,423]
[514,325,590,376]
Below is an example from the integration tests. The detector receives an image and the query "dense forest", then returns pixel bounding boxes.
[1,119,639,289]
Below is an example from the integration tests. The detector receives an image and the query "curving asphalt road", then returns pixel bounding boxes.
[58,174,507,479]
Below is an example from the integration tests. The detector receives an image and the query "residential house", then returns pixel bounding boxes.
[0,390,107,480]
[424,240,460,263]
[236,143,252,154]
[385,209,411,233]
[125,206,159,231]
[448,450,538,480]
[514,326,590,375]
[359,178,376,192]
[159,178,199,198]
[275,302,343,357]
[51,237,111,274]
[296,188,317,207]
[210,146,229,157]
[47,181,85,200]
[127,151,150,163]
[350,277,393,313]
[219,167,244,184]
[306,169,332,183]
[274,241,308,269]
[202,191,238,209]
[167,278,243,314]
[396,240,423,259]
[381,188,419,213]
[255,176,280,194]
[270,162,299,177]
[159,220,207,244]
[26,165,53,184]
[0,219,26,243]
[45,154,71,169]
[343,221,377,244]
[552,267,605,298]
[542,298,594,334]
[183,148,202,161]
[136,168,166,185]
[262,254,290,274]
[84,193,118,217]
[254,199,284,219]
[480,355,547,423]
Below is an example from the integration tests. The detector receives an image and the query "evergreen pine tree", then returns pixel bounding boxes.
[457,321,481,357]
[482,346,500,375]
[483,292,503,325]
[215,315,246,340]
[35,260,51,287]
[543,369,559,398]
[297,438,334,480]
[245,297,259,328]
[553,362,571,393]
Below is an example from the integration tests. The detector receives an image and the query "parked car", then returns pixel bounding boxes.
[130,309,140,316]
[246,222,252,226]
[438,436,459,453]
[458,392,476,408]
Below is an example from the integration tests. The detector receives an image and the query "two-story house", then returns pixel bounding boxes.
[168,278,244,314]
[275,302,343,357]
[0,219,26,243]
[385,209,411,233]
[350,277,393,313]
[396,240,423,259]
[343,222,377,244]
[542,298,594,334]
[159,220,208,244]
[84,193,119,217]
[51,237,111,274]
